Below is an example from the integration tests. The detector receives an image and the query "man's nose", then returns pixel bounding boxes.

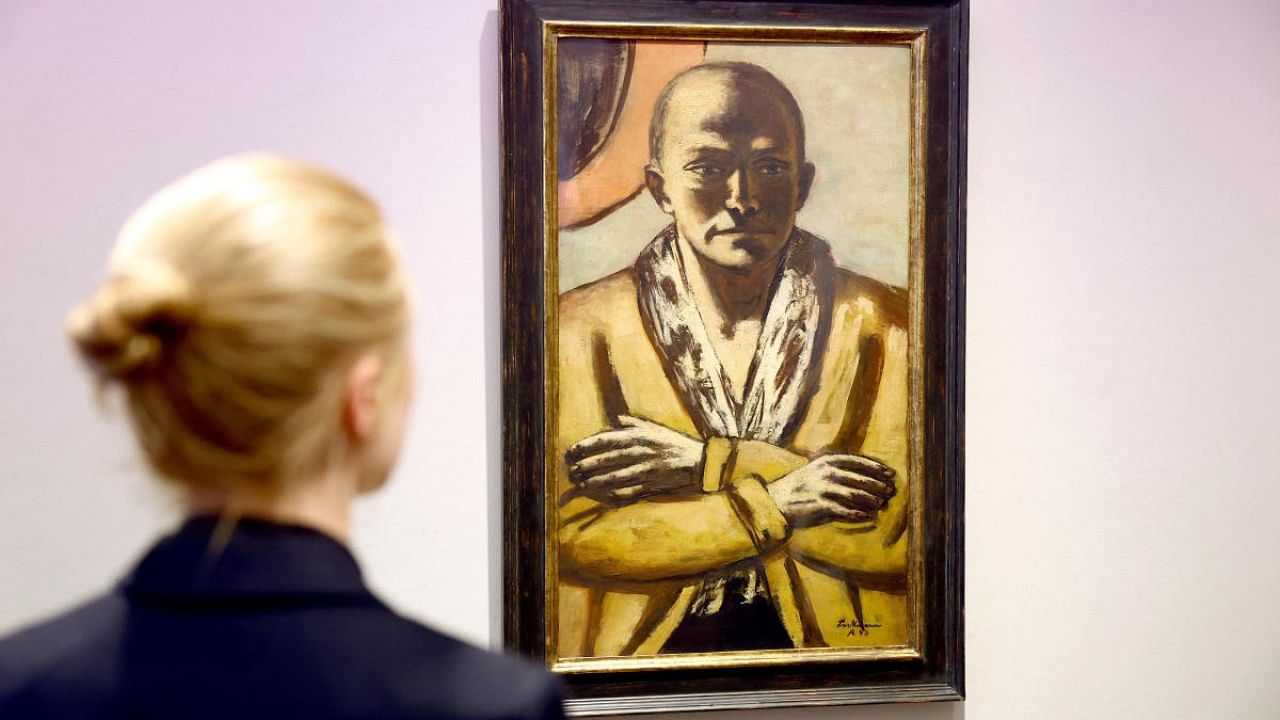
[724,167,758,218]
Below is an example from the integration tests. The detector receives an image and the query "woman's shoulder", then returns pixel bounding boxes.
[0,591,562,720]
[336,610,565,719]
[0,593,130,717]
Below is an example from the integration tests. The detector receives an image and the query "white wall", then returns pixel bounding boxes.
[1,1,1277,718]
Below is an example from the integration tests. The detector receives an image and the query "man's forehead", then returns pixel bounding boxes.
[652,66,806,164]
[664,129,793,157]
[666,82,791,123]
[661,98,798,154]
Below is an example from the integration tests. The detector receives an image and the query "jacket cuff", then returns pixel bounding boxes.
[729,440,808,484]
[701,437,737,492]
[726,474,790,552]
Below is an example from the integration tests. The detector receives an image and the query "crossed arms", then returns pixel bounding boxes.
[555,325,911,585]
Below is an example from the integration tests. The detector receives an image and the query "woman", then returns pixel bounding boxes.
[0,156,562,719]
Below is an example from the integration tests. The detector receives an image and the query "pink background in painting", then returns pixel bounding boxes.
[1,1,1277,718]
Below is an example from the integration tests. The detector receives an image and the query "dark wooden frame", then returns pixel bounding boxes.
[501,0,966,713]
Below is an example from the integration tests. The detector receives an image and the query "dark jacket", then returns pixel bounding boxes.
[0,517,564,719]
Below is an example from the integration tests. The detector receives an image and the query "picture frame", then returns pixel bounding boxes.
[501,0,966,713]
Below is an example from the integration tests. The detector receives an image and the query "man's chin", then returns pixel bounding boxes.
[730,236,789,265]
[703,250,772,272]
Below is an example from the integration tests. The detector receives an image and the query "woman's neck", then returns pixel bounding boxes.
[184,466,358,544]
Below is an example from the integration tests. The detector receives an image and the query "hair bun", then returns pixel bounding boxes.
[68,259,195,381]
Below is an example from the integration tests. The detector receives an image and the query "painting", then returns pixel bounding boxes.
[502,0,966,713]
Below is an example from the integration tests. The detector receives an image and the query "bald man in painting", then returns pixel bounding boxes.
[555,62,911,657]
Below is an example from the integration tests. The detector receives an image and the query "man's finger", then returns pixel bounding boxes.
[827,506,872,523]
[620,415,697,444]
[822,487,882,513]
[609,484,651,501]
[579,460,662,490]
[829,469,895,499]
[570,446,656,476]
[823,454,895,479]
[565,428,644,462]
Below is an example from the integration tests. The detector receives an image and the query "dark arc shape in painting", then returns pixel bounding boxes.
[556,38,634,181]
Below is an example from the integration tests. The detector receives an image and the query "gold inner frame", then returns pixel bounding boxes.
[540,20,930,675]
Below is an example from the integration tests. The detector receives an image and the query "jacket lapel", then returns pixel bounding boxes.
[635,225,740,438]
[739,229,834,444]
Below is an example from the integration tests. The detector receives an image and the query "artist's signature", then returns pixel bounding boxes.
[835,617,882,637]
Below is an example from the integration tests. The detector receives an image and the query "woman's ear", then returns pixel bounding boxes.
[342,354,384,443]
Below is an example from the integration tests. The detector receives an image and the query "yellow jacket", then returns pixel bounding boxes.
[555,263,911,658]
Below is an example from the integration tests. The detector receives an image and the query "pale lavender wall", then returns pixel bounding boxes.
[0,0,506,646]
[1,1,1278,718]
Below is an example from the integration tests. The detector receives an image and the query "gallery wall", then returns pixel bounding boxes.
[1,1,1277,718]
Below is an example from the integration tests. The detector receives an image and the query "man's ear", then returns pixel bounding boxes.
[343,354,384,444]
[645,163,674,214]
[796,161,816,210]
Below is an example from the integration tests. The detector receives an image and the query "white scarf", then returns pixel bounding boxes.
[635,224,834,614]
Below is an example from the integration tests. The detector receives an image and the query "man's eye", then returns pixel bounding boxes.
[687,163,724,177]
[757,161,787,176]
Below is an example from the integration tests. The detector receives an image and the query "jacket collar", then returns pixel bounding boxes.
[121,515,375,605]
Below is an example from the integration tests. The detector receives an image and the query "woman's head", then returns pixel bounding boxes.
[68,155,411,498]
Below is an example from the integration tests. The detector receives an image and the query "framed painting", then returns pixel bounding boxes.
[501,0,966,713]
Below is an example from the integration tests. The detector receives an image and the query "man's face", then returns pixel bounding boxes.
[647,71,815,271]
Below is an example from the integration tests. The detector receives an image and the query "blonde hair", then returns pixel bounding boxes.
[68,155,409,491]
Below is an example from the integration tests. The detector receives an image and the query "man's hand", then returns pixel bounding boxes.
[766,454,896,527]
[565,416,703,502]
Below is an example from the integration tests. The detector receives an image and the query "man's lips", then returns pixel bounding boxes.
[709,228,773,239]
